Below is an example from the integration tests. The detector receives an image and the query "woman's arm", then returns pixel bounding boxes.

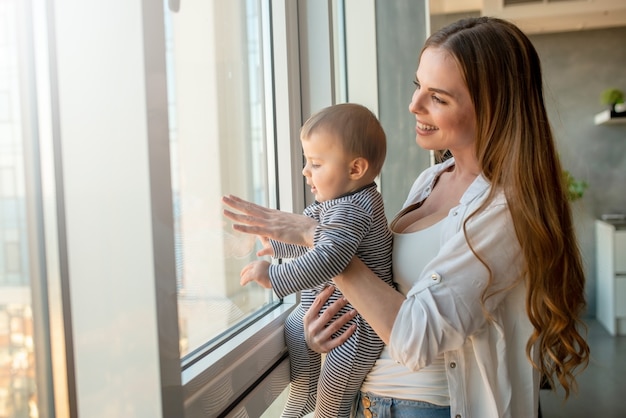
[334,197,524,370]
[333,257,405,345]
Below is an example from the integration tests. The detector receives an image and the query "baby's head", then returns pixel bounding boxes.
[300,103,386,202]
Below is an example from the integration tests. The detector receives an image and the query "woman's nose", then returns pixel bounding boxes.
[409,90,422,114]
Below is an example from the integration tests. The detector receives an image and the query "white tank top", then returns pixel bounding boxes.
[360,219,450,406]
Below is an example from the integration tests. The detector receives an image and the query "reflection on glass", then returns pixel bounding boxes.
[164,0,275,358]
[0,1,39,416]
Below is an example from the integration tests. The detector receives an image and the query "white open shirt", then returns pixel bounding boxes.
[389,158,540,418]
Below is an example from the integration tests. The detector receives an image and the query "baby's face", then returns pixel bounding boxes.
[301,132,356,202]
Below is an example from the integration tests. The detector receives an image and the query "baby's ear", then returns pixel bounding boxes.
[349,157,369,180]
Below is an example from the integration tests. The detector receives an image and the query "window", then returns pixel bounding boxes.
[0,1,51,417]
[4,0,393,415]
[163,0,277,362]
[172,1,305,414]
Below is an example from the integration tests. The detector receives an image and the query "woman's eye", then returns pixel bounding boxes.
[432,95,445,104]
[413,79,420,89]
[311,164,321,169]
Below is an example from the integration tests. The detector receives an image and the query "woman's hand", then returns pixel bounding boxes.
[303,285,357,354]
[222,195,317,247]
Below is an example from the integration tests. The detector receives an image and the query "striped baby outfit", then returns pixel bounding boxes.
[269,182,394,418]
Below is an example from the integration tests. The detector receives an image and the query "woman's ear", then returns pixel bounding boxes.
[349,157,369,180]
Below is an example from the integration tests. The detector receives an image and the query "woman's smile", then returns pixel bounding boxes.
[416,120,439,134]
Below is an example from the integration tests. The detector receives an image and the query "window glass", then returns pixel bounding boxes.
[0,1,40,416]
[164,0,276,359]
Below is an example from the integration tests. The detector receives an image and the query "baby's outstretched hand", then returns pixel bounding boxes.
[240,260,272,288]
[256,236,274,257]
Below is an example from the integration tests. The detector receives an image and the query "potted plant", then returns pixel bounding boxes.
[563,170,588,202]
[600,88,625,113]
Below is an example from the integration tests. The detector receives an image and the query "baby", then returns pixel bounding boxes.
[239,103,394,418]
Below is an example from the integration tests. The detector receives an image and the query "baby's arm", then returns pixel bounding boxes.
[240,260,272,288]
[270,239,308,259]
[270,202,371,297]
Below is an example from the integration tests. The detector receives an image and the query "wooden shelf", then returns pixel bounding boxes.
[594,109,626,125]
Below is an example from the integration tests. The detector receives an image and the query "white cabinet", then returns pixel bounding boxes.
[596,220,626,336]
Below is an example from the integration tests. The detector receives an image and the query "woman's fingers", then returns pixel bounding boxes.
[307,285,335,316]
[223,207,272,237]
[223,195,280,237]
[303,286,357,353]
[223,214,264,236]
[222,195,271,219]
[325,322,356,349]
[317,293,348,326]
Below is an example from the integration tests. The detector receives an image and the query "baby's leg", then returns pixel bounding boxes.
[281,306,320,418]
[314,317,383,418]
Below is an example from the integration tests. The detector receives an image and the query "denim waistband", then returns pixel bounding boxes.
[354,391,450,418]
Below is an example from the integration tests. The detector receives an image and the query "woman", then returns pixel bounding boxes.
[223,17,589,418]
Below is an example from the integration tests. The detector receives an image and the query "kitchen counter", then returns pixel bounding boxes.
[601,214,626,229]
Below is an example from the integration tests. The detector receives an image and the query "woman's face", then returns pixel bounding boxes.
[409,47,476,155]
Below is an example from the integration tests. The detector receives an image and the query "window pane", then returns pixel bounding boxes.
[0,1,40,416]
[164,0,276,359]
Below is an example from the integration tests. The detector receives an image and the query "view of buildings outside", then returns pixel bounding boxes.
[0,1,39,417]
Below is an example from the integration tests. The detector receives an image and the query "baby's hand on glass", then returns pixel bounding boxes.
[256,236,274,257]
[240,260,272,288]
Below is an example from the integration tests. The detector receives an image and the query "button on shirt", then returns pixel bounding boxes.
[388,158,540,418]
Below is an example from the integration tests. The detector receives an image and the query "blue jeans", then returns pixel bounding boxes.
[354,392,451,418]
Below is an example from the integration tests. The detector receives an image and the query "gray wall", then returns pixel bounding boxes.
[530,26,626,317]
[376,0,431,219]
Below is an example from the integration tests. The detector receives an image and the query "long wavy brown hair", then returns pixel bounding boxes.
[425,17,589,398]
